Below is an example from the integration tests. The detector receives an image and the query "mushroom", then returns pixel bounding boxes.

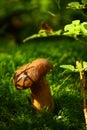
[13,58,54,112]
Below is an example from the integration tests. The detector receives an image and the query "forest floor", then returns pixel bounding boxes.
[0,36,87,130]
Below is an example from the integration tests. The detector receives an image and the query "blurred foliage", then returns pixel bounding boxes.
[1,0,87,44]
[23,19,87,43]
[63,20,87,37]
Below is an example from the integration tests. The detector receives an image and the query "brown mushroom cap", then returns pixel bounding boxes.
[13,58,53,90]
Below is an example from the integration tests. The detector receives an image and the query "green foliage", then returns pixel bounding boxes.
[67,2,85,9]
[67,0,87,9]
[22,0,87,43]
[81,22,87,36]
[60,61,87,73]
[82,0,87,5]
[60,65,76,72]
[63,20,87,38]
[64,0,87,40]
[63,20,81,38]
[2,0,86,43]
[67,2,82,9]
[23,29,62,43]
[23,19,87,42]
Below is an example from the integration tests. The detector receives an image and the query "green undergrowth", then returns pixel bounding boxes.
[0,37,87,130]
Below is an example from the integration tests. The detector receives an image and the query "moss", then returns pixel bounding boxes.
[0,37,87,130]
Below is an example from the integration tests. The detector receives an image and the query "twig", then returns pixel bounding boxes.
[76,61,87,129]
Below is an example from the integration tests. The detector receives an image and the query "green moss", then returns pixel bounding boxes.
[0,37,87,130]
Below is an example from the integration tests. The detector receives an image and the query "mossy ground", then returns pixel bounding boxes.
[0,36,87,130]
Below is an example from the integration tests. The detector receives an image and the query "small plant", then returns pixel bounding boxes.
[23,23,62,43]
[63,20,87,38]
[60,61,87,129]
[67,0,87,9]
[23,19,87,43]
[23,0,87,43]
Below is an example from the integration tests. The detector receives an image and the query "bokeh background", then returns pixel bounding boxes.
[0,0,85,45]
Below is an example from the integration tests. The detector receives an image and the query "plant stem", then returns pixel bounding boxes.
[76,61,87,129]
[80,71,87,129]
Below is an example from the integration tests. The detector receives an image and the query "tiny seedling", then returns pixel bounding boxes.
[60,61,87,129]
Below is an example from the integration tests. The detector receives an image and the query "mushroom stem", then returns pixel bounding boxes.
[30,77,54,112]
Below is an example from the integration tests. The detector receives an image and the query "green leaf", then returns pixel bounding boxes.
[81,22,87,36]
[83,61,87,71]
[64,24,75,33]
[23,29,62,42]
[60,65,75,72]
[63,20,81,37]
[81,0,87,5]
[38,29,48,36]
[72,20,80,25]
[67,2,85,9]
[68,2,80,9]
[23,34,40,42]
